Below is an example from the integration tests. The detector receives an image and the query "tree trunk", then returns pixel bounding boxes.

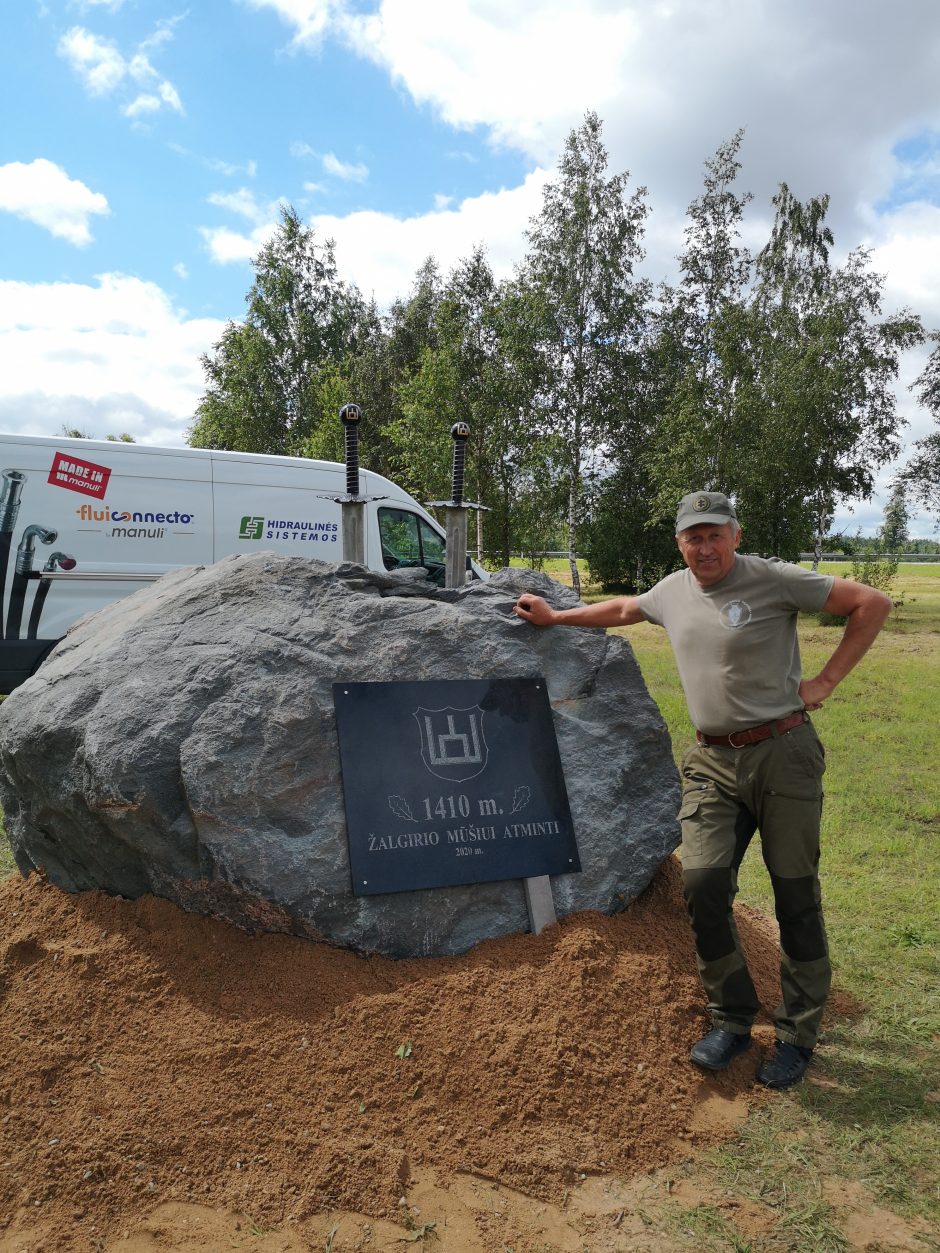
[568,471,581,598]
[813,509,829,571]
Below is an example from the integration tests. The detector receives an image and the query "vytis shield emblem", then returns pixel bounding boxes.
[414,706,489,781]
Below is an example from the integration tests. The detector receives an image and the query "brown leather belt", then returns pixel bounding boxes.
[696,710,808,749]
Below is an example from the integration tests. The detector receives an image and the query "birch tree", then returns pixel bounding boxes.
[521,112,650,595]
[189,206,359,455]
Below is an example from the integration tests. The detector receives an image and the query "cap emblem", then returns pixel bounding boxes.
[692,494,711,512]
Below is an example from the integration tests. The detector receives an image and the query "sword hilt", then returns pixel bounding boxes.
[450,421,470,507]
[340,403,362,498]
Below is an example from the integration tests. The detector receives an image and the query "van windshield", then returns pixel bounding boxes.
[378,508,446,587]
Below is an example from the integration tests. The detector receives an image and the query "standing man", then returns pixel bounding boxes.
[514,492,891,1089]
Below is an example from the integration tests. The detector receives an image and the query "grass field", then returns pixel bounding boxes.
[1,560,937,1248]
[529,556,940,1245]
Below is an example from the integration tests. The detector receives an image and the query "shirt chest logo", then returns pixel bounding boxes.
[719,599,752,629]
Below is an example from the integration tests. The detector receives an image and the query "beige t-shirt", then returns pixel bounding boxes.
[635,555,834,734]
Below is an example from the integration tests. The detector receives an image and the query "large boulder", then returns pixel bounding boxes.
[0,554,680,957]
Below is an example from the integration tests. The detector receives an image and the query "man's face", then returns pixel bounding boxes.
[676,522,741,586]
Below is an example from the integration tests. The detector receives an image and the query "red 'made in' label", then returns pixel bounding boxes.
[48,452,112,499]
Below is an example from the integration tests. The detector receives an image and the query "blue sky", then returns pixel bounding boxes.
[2,0,939,535]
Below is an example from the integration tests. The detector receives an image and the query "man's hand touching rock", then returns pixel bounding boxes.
[514,594,556,627]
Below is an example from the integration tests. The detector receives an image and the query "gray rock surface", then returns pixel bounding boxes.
[0,554,680,956]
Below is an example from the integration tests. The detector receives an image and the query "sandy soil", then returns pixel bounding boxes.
[0,860,932,1251]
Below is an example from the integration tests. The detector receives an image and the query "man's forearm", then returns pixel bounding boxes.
[817,595,892,688]
[803,592,892,704]
[513,591,645,628]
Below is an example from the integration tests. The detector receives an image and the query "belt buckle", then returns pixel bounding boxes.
[727,729,750,749]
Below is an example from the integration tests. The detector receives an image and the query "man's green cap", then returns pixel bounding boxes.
[676,491,738,532]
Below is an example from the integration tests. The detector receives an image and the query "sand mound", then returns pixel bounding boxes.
[0,859,786,1249]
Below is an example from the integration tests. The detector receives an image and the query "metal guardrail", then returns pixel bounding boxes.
[797,553,940,563]
[38,571,163,581]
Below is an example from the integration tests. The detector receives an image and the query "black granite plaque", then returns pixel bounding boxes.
[333,677,580,896]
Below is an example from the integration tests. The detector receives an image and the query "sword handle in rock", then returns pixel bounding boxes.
[340,403,362,499]
[339,404,365,565]
[450,421,469,508]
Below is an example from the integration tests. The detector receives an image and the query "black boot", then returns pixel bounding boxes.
[689,1027,752,1071]
[757,1041,813,1089]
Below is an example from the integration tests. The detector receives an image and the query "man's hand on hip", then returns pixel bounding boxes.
[799,675,835,711]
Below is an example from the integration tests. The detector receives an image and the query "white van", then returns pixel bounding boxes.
[0,432,468,694]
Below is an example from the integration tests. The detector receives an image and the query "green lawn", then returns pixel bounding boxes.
[513,557,939,1238]
[614,567,940,1242]
[2,562,937,1245]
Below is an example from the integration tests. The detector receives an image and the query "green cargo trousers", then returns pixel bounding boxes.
[679,719,830,1050]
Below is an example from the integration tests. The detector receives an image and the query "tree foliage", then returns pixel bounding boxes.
[649,130,754,516]
[879,480,910,553]
[185,124,930,579]
[61,425,135,442]
[741,186,922,559]
[644,154,922,563]
[520,111,650,594]
[901,334,940,518]
[190,206,359,456]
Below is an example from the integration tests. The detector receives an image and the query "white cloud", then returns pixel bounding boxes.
[241,0,338,48]
[157,79,183,112]
[254,0,634,157]
[123,93,162,118]
[199,168,550,303]
[58,23,183,118]
[200,222,279,264]
[173,261,189,279]
[139,14,186,55]
[248,1,940,239]
[58,26,126,95]
[867,201,940,332]
[221,157,257,178]
[292,142,369,184]
[206,187,280,226]
[200,188,290,261]
[0,158,109,247]
[321,152,368,183]
[70,0,127,10]
[170,145,257,178]
[340,0,636,160]
[0,274,224,445]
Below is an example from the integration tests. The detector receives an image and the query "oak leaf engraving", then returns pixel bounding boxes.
[388,795,416,823]
[510,785,531,814]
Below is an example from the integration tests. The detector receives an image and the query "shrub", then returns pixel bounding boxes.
[817,550,900,626]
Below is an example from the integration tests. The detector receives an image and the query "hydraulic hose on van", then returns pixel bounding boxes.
[27,551,77,640]
[7,525,56,640]
[0,469,27,629]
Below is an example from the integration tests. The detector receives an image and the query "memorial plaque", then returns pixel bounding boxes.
[333,677,580,896]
